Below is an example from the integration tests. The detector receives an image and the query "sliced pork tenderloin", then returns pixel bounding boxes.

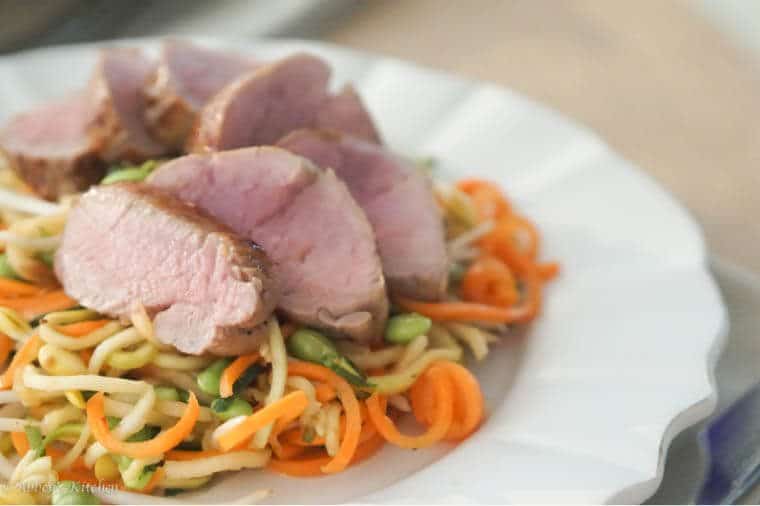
[89,48,169,162]
[149,146,388,342]
[0,92,105,200]
[55,183,278,355]
[316,85,381,144]
[144,39,258,150]
[189,53,380,152]
[279,130,448,300]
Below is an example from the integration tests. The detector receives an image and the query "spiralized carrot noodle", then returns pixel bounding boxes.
[55,319,110,337]
[0,334,12,366]
[538,262,561,280]
[0,290,77,320]
[410,361,484,441]
[0,334,42,389]
[286,361,362,474]
[219,352,260,398]
[86,391,199,459]
[367,364,454,449]
[216,391,308,452]
[456,179,512,220]
[268,433,385,478]
[0,277,45,297]
[314,382,337,403]
[461,256,519,307]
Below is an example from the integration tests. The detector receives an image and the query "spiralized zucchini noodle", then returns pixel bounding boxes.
[0,162,558,502]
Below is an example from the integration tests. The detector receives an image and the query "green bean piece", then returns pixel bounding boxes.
[52,481,100,505]
[24,426,44,457]
[385,313,432,344]
[287,329,369,386]
[0,254,19,280]
[101,160,158,185]
[210,396,253,421]
[154,385,180,402]
[197,358,232,396]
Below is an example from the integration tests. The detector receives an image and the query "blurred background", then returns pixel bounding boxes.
[7,0,757,274]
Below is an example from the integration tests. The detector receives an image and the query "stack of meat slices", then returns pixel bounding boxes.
[5,39,448,354]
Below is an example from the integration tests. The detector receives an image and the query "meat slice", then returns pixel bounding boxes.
[279,130,448,300]
[89,48,169,162]
[0,92,105,200]
[55,183,278,355]
[189,53,380,152]
[149,146,388,342]
[144,39,258,150]
[316,85,381,145]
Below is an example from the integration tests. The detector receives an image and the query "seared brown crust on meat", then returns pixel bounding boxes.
[88,49,168,163]
[143,68,195,151]
[95,184,277,355]
[1,147,105,202]
[119,183,274,295]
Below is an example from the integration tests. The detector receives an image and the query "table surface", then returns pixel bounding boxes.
[327,0,760,273]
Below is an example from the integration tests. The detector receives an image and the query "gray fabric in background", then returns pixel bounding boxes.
[647,261,760,504]
[0,0,359,54]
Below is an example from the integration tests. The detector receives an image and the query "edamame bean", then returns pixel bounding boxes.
[210,396,253,421]
[385,313,432,344]
[154,386,180,402]
[287,329,338,362]
[52,481,100,505]
[287,329,368,386]
[197,358,232,396]
[101,161,158,185]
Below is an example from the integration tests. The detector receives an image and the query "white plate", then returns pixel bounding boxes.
[0,38,727,504]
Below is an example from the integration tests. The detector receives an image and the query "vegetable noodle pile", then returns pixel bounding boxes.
[0,166,558,504]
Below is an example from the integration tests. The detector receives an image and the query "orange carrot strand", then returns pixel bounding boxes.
[366,365,453,449]
[285,361,362,474]
[87,391,199,459]
[219,353,260,398]
[0,335,42,389]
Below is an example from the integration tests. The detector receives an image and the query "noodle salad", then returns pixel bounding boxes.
[0,166,557,504]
